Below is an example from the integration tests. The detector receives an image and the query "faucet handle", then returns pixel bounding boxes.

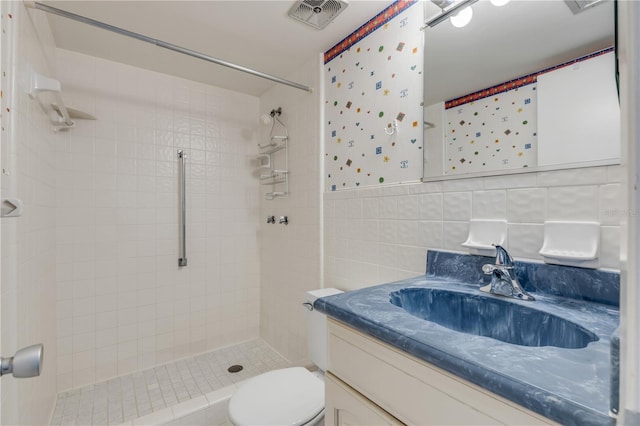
[482,264,495,275]
[493,244,514,268]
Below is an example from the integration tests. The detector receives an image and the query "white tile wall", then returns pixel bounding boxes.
[258,55,322,365]
[547,185,599,221]
[472,190,507,220]
[1,4,59,425]
[325,166,623,291]
[54,49,261,391]
[507,188,547,223]
[443,192,471,221]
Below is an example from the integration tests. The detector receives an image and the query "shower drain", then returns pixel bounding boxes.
[227,364,243,373]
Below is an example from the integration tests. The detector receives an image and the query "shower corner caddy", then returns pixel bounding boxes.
[257,135,289,200]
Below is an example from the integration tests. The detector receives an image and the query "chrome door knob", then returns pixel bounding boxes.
[1,344,43,378]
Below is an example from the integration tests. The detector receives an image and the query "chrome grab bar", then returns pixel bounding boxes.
[178,150,188,267]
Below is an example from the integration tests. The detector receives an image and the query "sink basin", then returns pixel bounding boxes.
[389,288,598,349]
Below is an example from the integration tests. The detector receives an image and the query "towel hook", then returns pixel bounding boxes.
[384,119,399,135]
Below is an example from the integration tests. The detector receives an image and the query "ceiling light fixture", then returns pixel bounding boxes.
[449,5,473,27]
[490,0,511,6]
[426,0,479,28]
[564,0,606,14]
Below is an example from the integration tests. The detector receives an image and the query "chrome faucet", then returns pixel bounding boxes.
[480,245,535,301]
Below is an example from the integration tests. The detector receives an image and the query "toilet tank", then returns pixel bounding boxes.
[304,288,343,372]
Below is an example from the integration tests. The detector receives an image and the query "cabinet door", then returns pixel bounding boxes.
[328,320,556,425]
[325,372,404,426]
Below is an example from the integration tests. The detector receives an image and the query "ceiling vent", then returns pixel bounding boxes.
[288,0,349,30]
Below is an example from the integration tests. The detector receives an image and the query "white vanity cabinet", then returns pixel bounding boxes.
[325,319,558,426]
[325,373,403,425]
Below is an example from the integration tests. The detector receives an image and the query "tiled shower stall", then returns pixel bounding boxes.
[54,48,262,391]
[1,2,322,424]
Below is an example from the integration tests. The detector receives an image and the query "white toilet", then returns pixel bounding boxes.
[227,288,343,426]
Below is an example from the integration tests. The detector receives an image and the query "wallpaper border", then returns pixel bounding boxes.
[445,46,614,109]
[324,0,418,64]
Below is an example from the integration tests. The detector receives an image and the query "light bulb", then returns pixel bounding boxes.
[450,5,473,28]
[490,0,510,6]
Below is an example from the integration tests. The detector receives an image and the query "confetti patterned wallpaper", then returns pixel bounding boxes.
[439,47,614,176]
[444,84,537,175]
[324,0,423,191]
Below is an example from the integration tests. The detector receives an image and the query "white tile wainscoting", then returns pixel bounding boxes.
[324,165,623,292]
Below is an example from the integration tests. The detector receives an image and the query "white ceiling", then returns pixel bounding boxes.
[43,1,615,100]
[44,0,392,97]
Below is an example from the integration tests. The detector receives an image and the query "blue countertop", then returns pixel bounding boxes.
[315,251,619,426]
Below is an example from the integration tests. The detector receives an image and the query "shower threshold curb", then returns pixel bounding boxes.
[50,339,292,426]
[121,383,237,425]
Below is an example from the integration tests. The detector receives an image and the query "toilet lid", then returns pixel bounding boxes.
[228,367,324,426]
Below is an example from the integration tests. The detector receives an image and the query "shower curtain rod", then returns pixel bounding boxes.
[26,1,314,93]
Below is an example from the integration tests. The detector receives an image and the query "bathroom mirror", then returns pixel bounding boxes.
[422,0,618,180]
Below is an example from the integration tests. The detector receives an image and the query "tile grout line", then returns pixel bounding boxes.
[51,339,291,426]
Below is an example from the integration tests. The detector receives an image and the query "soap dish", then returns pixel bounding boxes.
[538,221,600,268]
[461,219,507,256]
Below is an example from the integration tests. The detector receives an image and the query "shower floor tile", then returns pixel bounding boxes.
[50,340,291,426]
